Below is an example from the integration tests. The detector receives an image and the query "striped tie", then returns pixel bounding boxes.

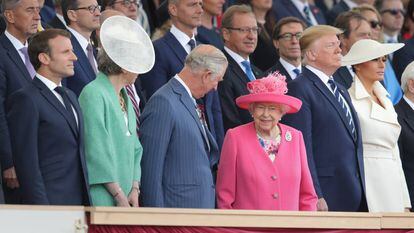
[125,84,141,134]
[328,79,356,140]
[303,6,312,25]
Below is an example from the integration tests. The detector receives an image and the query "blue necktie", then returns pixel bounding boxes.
[241,60,256,81]
[293,68,301,78]
[188,39,196,52]
[328,79,356,140]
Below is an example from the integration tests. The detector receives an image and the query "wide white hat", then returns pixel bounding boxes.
[341,39,404,66]
[100,15,155,74]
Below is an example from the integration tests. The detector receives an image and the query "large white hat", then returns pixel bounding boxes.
[100,15,155,74]
[341,39,404,66]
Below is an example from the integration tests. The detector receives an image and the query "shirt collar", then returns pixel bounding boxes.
[291,0,309,11]
[5,30,27,50]
[36,73,61,91]
[343,0,358,9]
[56,13,67,27]
[279,57,301,78]
[224,46,251,73]
[403,95,414,111]
[174,74,195,104]
[306,65,331,84]
[170,25,195,52]
[383,33,398,43]
[67,27,89,52]
[353,75,389,100]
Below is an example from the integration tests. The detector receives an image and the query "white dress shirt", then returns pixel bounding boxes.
[291,0,318,25]
[67,27,98,69]
[170,25,196,54]
[224,46,253,76]
[4,30,27,65]
[279,57,301,80]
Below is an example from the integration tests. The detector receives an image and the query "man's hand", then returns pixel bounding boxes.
[317,198,329,211]
[3,167,19,189]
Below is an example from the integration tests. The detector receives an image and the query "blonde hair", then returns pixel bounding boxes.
[401,61,414,93]
[300,25,343,52]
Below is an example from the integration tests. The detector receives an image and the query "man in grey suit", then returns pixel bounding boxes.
[140,45,228,208]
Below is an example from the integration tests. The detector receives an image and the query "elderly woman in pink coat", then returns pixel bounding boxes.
[216,73,317,211]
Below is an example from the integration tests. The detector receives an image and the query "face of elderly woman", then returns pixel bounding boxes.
[354,56,386,82]
[251,102,285,133]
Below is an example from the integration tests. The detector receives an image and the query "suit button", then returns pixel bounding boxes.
[271,175,277,180]
[272,193,279,199]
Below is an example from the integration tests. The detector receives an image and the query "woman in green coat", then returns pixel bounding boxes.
[79,16,155,207]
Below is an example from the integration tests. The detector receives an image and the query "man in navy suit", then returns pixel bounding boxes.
[7,29,90,205]
[333,11,371,89]
[273,0,326,27]
[139,0,224,148]
[0,0,42,203]
[61,0,100,96]
[282,25,367,212]
[140,45,228,208]
[266,17,305,82]
[47,0,67,29]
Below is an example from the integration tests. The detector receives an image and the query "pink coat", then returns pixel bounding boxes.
[216,122,317,211]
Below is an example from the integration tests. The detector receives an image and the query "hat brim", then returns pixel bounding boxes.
[342,42,404,66]
[236,93,302,114]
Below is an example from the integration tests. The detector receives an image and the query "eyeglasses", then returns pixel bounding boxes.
[380,9,405,16]
[112,0,140,8]
[226,27,261,35]
[369,20,382,29]
[370,56,387,62]
[73,4,101,14]
[277,32,302,41]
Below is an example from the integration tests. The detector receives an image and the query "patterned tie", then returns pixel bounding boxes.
[54,86,78,128]
[241,60,256,81]
[86,43,97,74]
[328,79,356,139]
[293,68,301,78]
[195,99,210,151]
[188,39,196,52]
[20,47,36,79]
[303,6,312,25]
[125,84,141,133]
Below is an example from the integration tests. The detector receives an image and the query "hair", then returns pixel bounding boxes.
[407,0,414,21]
[221,4,254,30]
[61,0,79,25]
[97,48,123,75]
[334,11,368,38]
[185,45,228,79]
[1,0,20,13]
[53,0,62,7]
[101,0,115,10]
[28,29,71,70]
[353,3,382,22]
[272,16,306,40]
[300,25,343,52]
[374,0,386,11]
[401,61,414,93]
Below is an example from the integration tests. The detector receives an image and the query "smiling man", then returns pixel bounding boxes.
[218,4,262,131]
[7,29,90,205]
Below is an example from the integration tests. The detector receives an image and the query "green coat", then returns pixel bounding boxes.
[79,73,142,206]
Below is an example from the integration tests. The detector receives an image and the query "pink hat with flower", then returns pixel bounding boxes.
[236,72,302,113]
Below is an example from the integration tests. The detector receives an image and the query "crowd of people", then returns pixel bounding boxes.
[0,0,414,213]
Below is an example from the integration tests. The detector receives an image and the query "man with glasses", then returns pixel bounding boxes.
[218,5,262,131]
[61,0,101,96]
[266,17,306,82]
[333,11,371,89]
[375,0,404,48]
[0,0,42,204]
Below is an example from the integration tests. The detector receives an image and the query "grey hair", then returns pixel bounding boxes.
[97,48,123,75]
[401,61,414,93]
[185,46,228,80]
[1,0,21,12]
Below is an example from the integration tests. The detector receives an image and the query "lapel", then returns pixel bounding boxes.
[164,31,188,66]
[223,50,251,86]
[400,98,414,132]
[170,78,211,149]
[306,68,356,141]
[70,33,95,82]
[33,77,79,138]
[275,60,293,81]
[0,34,32,82]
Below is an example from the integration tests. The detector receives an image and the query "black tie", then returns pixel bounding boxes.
[54,86,77,126]
[188,39,196,51]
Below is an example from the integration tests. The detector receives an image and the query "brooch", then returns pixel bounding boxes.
[285,131,292,142]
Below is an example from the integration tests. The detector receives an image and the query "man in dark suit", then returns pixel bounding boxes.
[7,29,90,205]
[139,0,224,148]
[333,11,371,89]
[218,5,262,131]
[0,0,42,203]
[47,0,67,29]
[325,0,352,25]
[396,62,414,211]
[393,36,414,81]
[282,25,366,212]
[61,0,101,96]
[273,0,326,27]
[140,45,228,208]
[266,17,305,82]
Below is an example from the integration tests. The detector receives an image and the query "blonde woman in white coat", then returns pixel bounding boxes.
[342,39,411,212]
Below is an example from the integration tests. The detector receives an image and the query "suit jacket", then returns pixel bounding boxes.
[333,66,353,89]
[63,32,96,96]
[395,97,414,210]
[218,50,262,132]
[250,28,279,72]
[273,0,326,27]
[217,122,317,211]
[7,77,90,205]
[265,59,295,82]
[349,78,410,212]
[393,37,414,83]
[325,0,350,25]
[282,67,366,211]
[139,31,224,147]
[139,78,219,208]
[47,16,66,30]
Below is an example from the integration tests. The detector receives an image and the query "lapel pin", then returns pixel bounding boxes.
[285,131,292,142]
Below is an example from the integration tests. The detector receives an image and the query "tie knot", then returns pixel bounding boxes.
[241,60,251,69]
[87,43,94,51]
[20,46,28,54]
[293,68,300,76]
[54,86,66,95]
[303,5,310,14]
[188,39,196,51]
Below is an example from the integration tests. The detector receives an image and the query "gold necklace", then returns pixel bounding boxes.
[118,93,126,112]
